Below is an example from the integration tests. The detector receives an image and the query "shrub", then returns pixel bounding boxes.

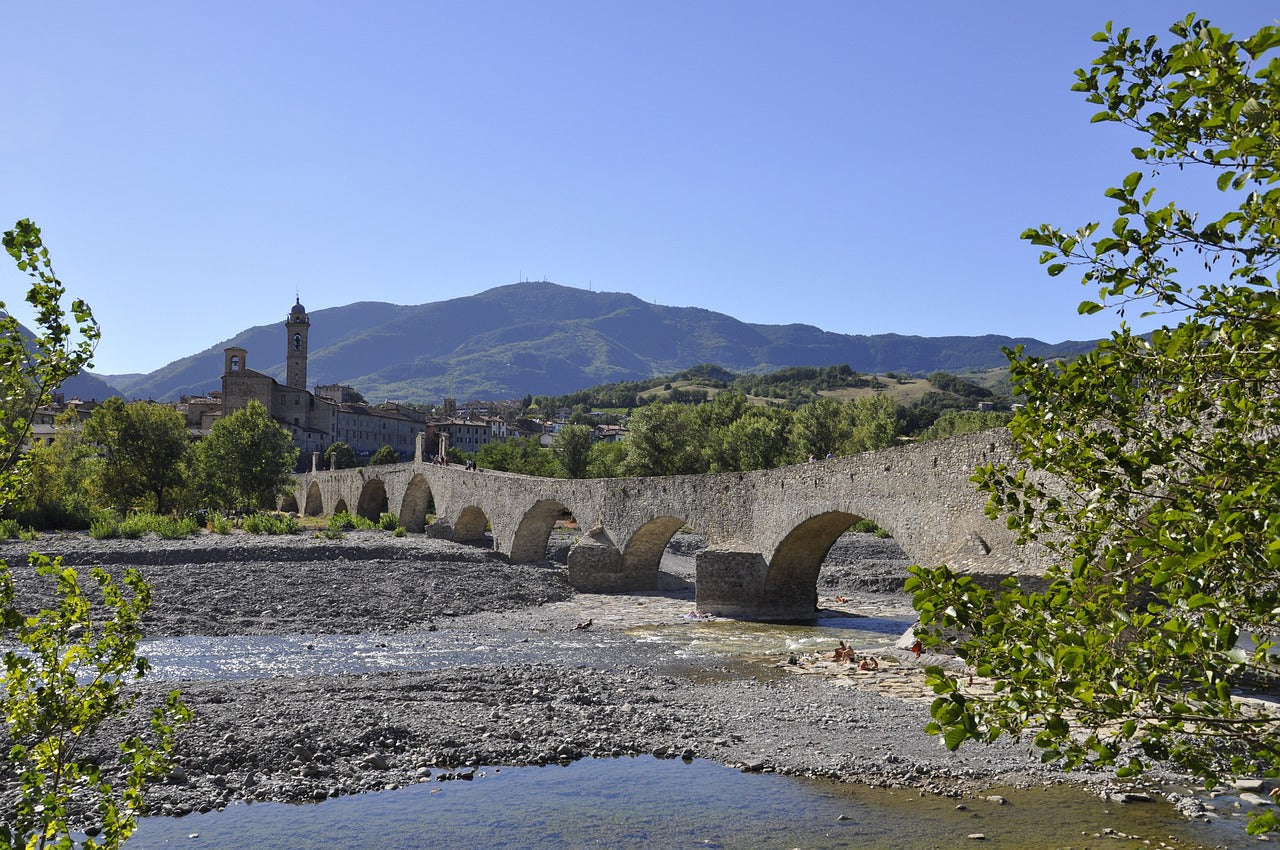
[105,512,202,540]
[328,511,374,532]
[0,518,34,540]
[118,514,149,539]
[392,526,406,538]
[318,528,344,540]
[243,513,300,535]
[89,512,121,540]
[152,515,199,539]
[208,513,233,534]
[379,512,399,531]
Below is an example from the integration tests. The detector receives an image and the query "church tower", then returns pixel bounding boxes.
[285,297,310,390]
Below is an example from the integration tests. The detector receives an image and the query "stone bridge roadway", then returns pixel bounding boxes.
[284,429,1041,620]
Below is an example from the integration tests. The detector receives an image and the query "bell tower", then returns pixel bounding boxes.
[285,297,310,390]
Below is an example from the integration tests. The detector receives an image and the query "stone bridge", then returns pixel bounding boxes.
[284,429,1041,620]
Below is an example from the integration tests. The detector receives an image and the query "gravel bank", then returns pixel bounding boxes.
[0,531,1167,825]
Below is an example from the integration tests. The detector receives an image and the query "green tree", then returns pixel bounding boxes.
[323,441,356,470]
[621,402,707,476]
[476,436,563,477]
[790,397,852,459]
[84,399,191,515]
[585,440,628,478]
[844,393,902,453]
[907,17,1280,834]
[916,409,1012,442]
[0,220,187,848]
[551,424,595,478]
[369,444,399,465]
[15,408,100,529]
[710,407,793,472]
[195,400,298,512]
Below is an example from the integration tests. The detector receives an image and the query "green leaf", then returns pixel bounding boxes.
[943,725,970,751]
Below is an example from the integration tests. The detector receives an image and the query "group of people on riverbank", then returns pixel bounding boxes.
[830,640,879,671]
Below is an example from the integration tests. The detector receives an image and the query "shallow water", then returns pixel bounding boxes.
[124,757,1255,850]
[629,611,914,664]
[128,611,1265,849]
[137,612,913,682]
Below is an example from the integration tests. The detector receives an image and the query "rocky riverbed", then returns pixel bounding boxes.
[0,530,1238,832]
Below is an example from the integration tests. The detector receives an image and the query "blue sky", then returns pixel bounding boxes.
[2,2,1275,376]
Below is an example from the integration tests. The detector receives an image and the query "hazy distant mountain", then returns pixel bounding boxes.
[105,282,1100,403]
[59,370,121,402]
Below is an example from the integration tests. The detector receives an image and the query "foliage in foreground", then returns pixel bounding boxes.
[908,16,1280,834]
[0,221,98,509]
[0,558,191,849]
[0,220,188,847]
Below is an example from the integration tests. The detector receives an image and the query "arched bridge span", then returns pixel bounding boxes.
[287,429,1037,619]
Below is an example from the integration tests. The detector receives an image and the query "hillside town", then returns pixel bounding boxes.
[29,298,625,470]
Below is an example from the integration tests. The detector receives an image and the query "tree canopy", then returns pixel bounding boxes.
[324,441,357,470]
[84,398,191,515]
[906,15,1280,833]
[195,400,298,512]
[369,444,400,465]
[551,424,594,479]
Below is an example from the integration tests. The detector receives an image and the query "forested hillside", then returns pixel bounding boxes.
[104,282,1097,403]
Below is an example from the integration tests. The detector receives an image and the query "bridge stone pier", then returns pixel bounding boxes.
[284,429,1042,620]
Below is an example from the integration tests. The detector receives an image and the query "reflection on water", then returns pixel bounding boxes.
[125,757,1255,850]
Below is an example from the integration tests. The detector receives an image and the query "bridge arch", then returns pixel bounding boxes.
[304,481,323,517]
[399,474,433,533]
[333,498,349,516]
[763,511,869,614]
[509,499,574,563]
[622,515,687,574]
[453,505,491,547]
[356,478,388,521]
[279,491,299,513]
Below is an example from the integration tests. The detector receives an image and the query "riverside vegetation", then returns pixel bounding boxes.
[909,14,1280,836]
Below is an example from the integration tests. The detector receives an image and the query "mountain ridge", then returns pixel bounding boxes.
[101,281,1100,403]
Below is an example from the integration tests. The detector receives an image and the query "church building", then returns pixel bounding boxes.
[221,299,426,466]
